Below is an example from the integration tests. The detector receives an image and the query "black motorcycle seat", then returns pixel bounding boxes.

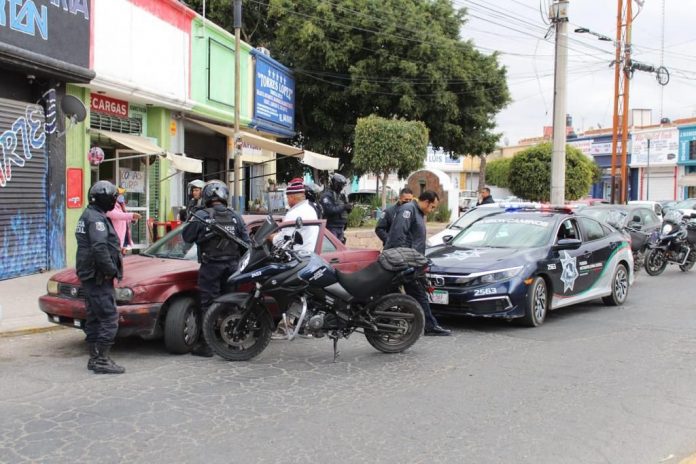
[336,261,395,300]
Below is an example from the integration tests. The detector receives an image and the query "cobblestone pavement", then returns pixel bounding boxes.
[1,269,696,464]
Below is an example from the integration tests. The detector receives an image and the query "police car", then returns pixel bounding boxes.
[425,207,634,327]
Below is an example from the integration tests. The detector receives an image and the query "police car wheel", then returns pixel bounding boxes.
[519,277,547,327]
[164,297,199,354]
[602,263,629,306]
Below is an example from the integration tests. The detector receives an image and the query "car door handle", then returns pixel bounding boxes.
[329,258,341,263]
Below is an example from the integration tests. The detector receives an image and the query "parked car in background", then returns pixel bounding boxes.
[673,198,696,217]
[426,207,633,327]
[39,218,380,354]
[427,202,538,246]
[660,200,678,212]
[628,200,664,220]
[458,196,477,214]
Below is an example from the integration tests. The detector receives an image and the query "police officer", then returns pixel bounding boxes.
[304,182,324,220]
[182,180,251,357]
[375,187,414,245]
[76,181,126,374]
[321,173,352,243]
[178,179,205,221]
[385,190,452,336]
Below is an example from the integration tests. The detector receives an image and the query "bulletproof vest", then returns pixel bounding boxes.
[310,200,323,219]
[329,191,348,221]
[199,207,242,261]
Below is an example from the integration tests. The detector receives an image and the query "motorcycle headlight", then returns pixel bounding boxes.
[238,251,251,273]
[47,279,59,295]
[662,223,673,234]
[454,266,524,286]
[114,287,134,303]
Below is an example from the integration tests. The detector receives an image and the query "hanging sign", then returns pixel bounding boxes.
[254,57,295,131]
[88,146,105,165]
[90,94,129,118]
[119,168,145,193]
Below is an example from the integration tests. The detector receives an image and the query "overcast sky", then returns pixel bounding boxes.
[457,0,696,145]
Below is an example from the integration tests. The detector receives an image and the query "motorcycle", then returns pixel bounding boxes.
[200,216,427,362]
[643,210,696,276]
[606,210,656,273]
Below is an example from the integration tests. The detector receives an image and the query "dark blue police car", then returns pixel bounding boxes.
[425,207,634,327]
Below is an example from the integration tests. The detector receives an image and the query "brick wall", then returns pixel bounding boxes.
[406,170,449,206]
[344,223,448,250]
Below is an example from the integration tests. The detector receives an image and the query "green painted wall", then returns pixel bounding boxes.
[64,85,91,267]
[190,18,253,125]
[146,108,172,223]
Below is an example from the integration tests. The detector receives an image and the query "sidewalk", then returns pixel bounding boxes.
[0,271,61,336]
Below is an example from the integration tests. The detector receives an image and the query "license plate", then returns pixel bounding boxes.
[428,290,449,305]
[73,319,83,328]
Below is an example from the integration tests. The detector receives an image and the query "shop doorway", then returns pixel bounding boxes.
[112,150,150,249]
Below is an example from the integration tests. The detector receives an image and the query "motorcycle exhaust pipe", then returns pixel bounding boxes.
[372,310,415,320]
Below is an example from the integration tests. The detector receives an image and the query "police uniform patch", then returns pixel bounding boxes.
[402,210,411,219]
[323,198,330,204]
[95,222,106,231]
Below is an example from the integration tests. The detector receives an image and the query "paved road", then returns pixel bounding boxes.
[1,268,695,463]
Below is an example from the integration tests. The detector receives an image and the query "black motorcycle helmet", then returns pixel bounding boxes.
[329,173,347,193]
[88,180,118,212]
[202,180,229,207]
[304,182,323,202]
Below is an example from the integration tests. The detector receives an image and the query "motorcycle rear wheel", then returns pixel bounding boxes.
[364,294,425,354]
[203,301,273,361]
[644,249,668,276]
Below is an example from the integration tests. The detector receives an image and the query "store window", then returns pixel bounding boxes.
[689,140,696,161]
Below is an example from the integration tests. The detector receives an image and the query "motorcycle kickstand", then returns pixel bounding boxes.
[330,335,340,363]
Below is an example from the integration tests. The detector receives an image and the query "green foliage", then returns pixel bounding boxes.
[507,143,600,202]
[485,157,512,188]
[347,204,367,228]
[426,202,452,223]
[353,115,427,208]
[199,0,511,173]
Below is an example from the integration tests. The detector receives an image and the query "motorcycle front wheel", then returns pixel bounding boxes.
[203,301,273,361]
[364,294,425,354]
[644,249,668,276]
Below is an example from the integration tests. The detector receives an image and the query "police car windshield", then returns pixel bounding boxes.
[450,206,502,229]
[452,217,553,248]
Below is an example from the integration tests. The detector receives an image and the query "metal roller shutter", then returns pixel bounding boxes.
[0,97,48,280]
[643,168,675,201]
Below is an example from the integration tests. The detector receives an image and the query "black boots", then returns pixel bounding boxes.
[87,343,126,374]
[191,337,214,357]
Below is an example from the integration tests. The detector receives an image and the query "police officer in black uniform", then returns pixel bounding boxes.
[182,180,251,357]
[385,190,452,336]
[375,187,414,245]
[321,173,352,243]
[304,182,324,219]
[76,180,126,374]
[178,179,205,221]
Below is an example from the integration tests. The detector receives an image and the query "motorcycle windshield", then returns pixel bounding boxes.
[252,215,279,247]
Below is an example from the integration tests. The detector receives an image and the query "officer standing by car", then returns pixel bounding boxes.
[321,173,352,243]
[375,187,414,245]
[76,180,126,374]
[385,190,452,336]
[182,180,251,357]
[178,179,205,221]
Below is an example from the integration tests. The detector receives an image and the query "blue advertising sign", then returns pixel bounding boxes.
[678,125,696,165]
[254,57,295,133]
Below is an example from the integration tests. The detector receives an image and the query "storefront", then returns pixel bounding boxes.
[677,125,696,199]
[590,136,638,201]
[0,0,93,279]
[631,127,679,201]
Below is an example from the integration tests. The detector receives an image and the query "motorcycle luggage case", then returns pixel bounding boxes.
[379,247,428,271]
[687,222,696,244]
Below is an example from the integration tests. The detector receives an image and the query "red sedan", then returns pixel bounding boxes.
[39,217,379,353]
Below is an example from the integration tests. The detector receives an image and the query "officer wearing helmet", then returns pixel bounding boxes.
[321,173,353,243]
[304,182,324,219]
[178,179,205,221]
[75,180,126,374]
[182,180,251,357]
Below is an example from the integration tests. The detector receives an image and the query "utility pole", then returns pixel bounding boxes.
[231,0,243,211]
[550,0,569,205]
[646,138,651,200]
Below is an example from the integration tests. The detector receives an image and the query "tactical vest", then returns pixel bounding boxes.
[199,207,242,262]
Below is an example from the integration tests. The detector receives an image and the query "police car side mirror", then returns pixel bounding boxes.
[293,231,303,245]
[442,235,454,244]
[295,217,303,229]
[554,238,582,251]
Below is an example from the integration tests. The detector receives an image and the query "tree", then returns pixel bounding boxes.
[198,0,510,175]
[353,115,428,208]
[507,143,600,202]
[485,157,512,188]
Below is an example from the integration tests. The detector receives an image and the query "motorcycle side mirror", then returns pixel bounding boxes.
[295,217,303,229]
[442,235,454,244]
[553,238,582,251]
[293,231,304,245]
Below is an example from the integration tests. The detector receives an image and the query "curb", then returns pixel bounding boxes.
[0,325,66,338]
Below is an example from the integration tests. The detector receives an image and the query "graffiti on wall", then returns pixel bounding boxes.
[0,106,46,188]
[0,211,48,280]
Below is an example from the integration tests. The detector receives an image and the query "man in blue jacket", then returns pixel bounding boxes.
[375,187,413,245]
[385,190,452,336]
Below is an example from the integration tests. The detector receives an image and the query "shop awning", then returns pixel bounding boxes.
[187,119,339,171]
[92,129,202,173]
[678,175,696,187]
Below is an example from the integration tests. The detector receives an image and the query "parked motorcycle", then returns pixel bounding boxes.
[643,210,696,276]
[606,210,655,273]
[200,216,426,361]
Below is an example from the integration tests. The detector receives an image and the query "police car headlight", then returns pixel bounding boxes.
[114,287,134,303]
[47,280,59,295]
[462,266,524,286]
[238,251,251,273]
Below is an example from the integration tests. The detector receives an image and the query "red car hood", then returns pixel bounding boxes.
[49,255,198,287]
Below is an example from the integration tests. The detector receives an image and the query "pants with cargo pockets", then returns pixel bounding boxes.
[82,278,119,345]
